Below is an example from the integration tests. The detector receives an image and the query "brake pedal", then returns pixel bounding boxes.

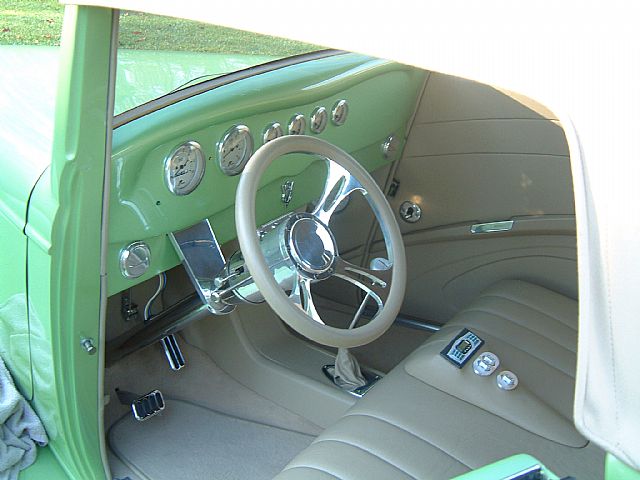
[116,388,165,422]
[160,334,185,371]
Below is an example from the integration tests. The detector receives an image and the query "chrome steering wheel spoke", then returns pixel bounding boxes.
[312,161,365,225]
[333,257,392,309]
[290,274,324,324]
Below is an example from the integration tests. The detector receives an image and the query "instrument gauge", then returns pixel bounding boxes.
[310,107,328,134]
[331,99,349,126]
[164,141,205,196]
[217,125,254,176]
[263,122,284,144]
[288,114,306,135]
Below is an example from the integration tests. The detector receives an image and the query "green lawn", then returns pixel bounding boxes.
[0,0,320,55]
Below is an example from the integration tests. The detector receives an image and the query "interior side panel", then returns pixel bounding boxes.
[316,71,576,324]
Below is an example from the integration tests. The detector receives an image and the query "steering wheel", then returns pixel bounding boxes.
[235,136,406,348]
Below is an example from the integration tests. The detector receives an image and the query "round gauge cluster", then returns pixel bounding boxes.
[163,100,352,184]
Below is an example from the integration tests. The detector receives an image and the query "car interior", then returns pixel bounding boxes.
[102,44,604,480]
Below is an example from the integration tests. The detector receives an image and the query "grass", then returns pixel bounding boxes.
[0,0,320,55]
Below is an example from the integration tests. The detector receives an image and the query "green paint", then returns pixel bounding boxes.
[18,446,69,479]
[606,455,640,480]
[108,53,426,295]
[21,5,113,479]
[450,454,560,480]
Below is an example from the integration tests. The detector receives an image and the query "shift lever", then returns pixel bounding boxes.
[331,257,391,390]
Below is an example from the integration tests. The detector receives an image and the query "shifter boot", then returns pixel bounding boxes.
[334,348,367,390]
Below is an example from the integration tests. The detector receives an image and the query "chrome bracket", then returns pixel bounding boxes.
[169,219,234,315]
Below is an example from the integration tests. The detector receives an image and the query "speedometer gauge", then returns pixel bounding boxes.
[164,141,205,196]
[217,125,254,176]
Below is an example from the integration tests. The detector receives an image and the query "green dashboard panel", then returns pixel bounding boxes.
[108,53,426,295]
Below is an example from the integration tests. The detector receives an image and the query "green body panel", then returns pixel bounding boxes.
[0,46,57,230]
[606,454,640,480]
[19,446,69,479]
[0,45,273,214]
[0,216,32,400]
[450,454,559,480]
[108,53,426,295]
[20,6,114,479]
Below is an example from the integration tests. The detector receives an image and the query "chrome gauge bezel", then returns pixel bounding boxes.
[331,99,349,126]
[310,106,328,134]
[263,122,284,144]
[164,140,206,196]
[217,124,254,176]
[288,114,306,135]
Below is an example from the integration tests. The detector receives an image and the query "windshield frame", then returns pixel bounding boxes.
[113,49,344,128]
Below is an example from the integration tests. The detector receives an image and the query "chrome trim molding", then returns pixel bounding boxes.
[470,220,514,234]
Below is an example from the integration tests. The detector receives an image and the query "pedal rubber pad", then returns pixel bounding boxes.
[440,328,484,368]
[131,390,165,421]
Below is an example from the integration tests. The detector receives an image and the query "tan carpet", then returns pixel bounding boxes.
[110,399,314,480]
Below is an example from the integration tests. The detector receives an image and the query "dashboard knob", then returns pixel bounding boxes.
[472,352,500,376]
[496,370,519,391]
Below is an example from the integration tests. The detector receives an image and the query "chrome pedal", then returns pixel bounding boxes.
[161,334,185,371]
[116,389,165,422]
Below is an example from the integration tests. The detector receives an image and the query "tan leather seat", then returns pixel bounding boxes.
[275,280,604,480]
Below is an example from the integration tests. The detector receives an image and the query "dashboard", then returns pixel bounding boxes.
[108,53,426,296]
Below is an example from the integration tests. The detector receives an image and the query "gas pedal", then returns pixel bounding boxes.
[160,334,185,371]
[116,388,165,422]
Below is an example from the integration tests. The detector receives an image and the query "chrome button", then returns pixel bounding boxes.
[496,370,519,391]
[120,241,151,278]
[472,352,500,376]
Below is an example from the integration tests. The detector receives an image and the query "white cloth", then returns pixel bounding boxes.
[333,348,367,390]
[0,356,47,480]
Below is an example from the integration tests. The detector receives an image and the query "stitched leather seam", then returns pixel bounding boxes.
[312,438,419,479]
[340,413,472,469]
[281,465,343,480]
[477,291,577,331]
[462,307,576,355]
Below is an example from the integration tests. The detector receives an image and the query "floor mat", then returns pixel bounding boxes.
[110,399,313,480]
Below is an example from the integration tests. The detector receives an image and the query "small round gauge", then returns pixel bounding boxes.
[310,106,328,134]
[217,125,254,176]
[164,140,205,196]
[331,99,349,126]
[288,114,306,135]
[263,122,284,144]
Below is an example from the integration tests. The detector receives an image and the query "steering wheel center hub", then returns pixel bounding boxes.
[286,214,337,279]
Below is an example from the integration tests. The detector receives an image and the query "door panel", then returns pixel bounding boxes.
[316,71,577,325]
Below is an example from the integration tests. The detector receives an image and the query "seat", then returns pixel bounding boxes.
[275,280,604,480]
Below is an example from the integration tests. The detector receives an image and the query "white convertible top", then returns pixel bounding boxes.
[64,0,640,470]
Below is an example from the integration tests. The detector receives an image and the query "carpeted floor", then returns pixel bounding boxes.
[109,399,314,480]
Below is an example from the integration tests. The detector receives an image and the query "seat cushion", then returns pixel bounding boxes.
[275,280,604,480]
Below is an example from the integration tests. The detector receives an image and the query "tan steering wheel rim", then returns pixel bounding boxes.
[235,135,406,348]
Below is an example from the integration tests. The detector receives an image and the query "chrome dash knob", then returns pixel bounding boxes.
[472,352,500,376]
[496,370,519,391]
